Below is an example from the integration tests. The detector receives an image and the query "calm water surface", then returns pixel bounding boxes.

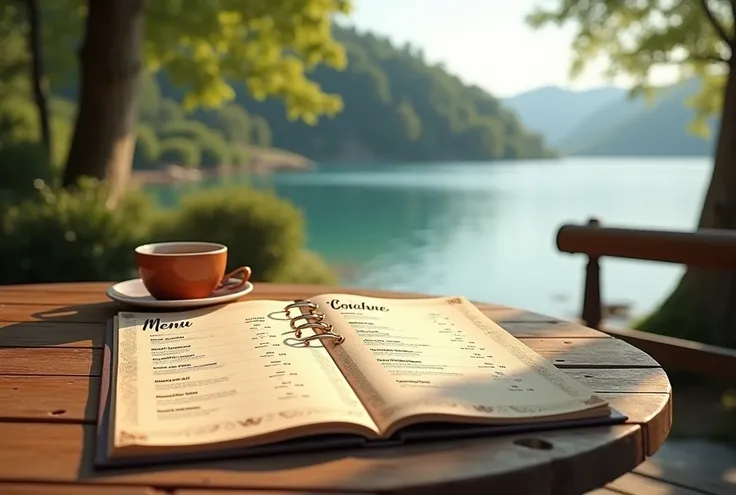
[148,157,713,323]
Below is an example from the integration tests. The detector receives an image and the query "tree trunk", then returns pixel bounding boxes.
[61,0,144,206]
[640,63,736,348]
[24,0,52,164]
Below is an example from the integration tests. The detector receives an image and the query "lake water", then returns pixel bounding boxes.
[147,157,713,324]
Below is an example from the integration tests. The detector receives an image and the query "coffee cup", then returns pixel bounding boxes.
[135,241,251,300]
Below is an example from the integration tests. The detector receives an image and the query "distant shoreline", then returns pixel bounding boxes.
[131,146,314,186]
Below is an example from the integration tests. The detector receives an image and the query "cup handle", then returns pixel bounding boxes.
[213,266,252,296]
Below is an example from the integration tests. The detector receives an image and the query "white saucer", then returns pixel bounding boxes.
[106,278,254,309]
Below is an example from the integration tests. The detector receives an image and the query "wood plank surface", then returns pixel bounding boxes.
[522,338,659,367]
[0,376,98,423]
[0,374,670,423]
[175,491,361,495]
[0,320,607,350]
[0,282,673,494]
[0,483,161,495]
[0,337,654,376]
[0,321,105,348]
[0,372,671,454]
[0,347,100,376]
[635,461,736,495]
[0,422,643,493]
[604,471,707,495]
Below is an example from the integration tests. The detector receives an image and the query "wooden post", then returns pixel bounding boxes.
[581,218,602,329]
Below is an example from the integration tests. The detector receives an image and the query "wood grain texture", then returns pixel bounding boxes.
[0,321,606,350]
[0,321,105,348]
[0,422,643,494]
[0,338,659,377]
[0,282,673,494]
[0,375,669,423]
[0,376,98,423]
[604,471,706,495]
[0,483,161,494]
[0,282,585,326]
[175,491,361,495]
[0,348,100,376]
[634,460,736,495]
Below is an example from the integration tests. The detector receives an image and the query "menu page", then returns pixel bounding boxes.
[313,294,605,429]
[112,300,377,450]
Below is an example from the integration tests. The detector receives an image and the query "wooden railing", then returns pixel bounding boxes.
[556,218,736,384]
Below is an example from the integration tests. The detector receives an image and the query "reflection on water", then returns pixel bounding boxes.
[147,157,713,322]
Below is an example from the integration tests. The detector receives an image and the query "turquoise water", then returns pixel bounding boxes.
[146,157,713,323]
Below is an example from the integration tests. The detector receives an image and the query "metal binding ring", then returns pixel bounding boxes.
[300,331,346,346]
[289,313,325,336]
[284,300,318,318]
[293,321,332,339]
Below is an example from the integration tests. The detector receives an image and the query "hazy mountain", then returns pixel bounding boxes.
[503,86,627,145]
[562,79,717,156]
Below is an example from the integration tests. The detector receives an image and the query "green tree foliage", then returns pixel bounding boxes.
[249,114,273,146]
[193,103,252,144]
[40,0,353,124]
[155,187,308,282]
[235,27,552,161]
[0,178,153,284]
[133,124,161,170]
[159,120,232,168]
[0,180,337,285]
[526,0,729,137]
[159,138,201,168]
[527,1,736,347]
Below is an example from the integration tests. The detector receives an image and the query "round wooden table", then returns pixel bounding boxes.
[0,282,672,495]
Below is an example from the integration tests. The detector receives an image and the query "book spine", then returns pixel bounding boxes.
[284,300,345,346]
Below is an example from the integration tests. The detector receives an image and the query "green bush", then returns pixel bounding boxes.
[155,186,314,281]
[0,141,56,205]
[0,178,154,284]
[133,124,161,169]
[270,250,338,285]
[230,145,250,168]
[159,137,201,168]
[159,119,231,168]
[199,131,232,169]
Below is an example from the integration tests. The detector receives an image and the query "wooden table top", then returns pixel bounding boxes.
[0,282,672,495]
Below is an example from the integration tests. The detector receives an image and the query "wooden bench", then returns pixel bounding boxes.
[556,218,736,384]
[558,219,736,494]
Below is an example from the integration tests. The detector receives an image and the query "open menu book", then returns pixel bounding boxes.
[96,294,624,467]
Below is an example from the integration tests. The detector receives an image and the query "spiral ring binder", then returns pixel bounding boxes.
[283,300,345,346]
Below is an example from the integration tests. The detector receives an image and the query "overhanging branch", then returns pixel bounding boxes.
[699,0,734,47]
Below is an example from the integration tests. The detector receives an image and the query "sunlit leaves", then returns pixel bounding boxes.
[527,0,733,136]
[143,0,352,124]
[10,0,352,125]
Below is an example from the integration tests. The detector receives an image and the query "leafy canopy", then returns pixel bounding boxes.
[526,0,734,136]
[41,0,353,125]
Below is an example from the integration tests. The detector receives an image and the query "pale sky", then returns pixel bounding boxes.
[340,0,678,98]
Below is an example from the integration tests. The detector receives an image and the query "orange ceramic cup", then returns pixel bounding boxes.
[135,242,251,300]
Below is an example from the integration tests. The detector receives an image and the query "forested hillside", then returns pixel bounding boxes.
[152,27,553,163]
[507,80,716,157]
[503,86,626,146]
[561,80,717,156]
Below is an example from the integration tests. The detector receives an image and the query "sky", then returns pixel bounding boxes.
[339,0,678,98]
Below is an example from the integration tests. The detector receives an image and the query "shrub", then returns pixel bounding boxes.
[230,145,250,168]
[270,250,338,285]
[159,137,201,168]
[0,178,153,285]
[155,186,309,281]
[159,119,231,168]
[0,141,56,205]
[133,124,161,170]
[199,131,232,169]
